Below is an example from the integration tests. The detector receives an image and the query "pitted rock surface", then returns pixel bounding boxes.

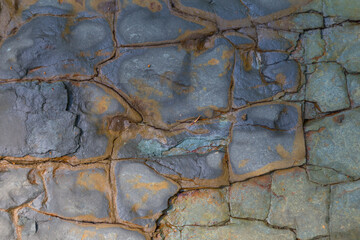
[0,0,359,239]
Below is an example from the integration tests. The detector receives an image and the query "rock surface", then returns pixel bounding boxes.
[0,0,359,239]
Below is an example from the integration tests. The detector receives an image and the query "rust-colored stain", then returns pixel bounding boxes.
[276,144,291,159]
[133,0,162,12]
[238,159,249,169]
[77,171,108,193]
[127,175,169,193]
[92,95,111,114]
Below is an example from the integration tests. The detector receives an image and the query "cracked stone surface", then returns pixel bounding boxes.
[0,0,359,239]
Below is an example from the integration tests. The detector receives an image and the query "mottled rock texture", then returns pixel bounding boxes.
[0,0,359,239]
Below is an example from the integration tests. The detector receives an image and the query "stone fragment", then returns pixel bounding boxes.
[229,175,271,220]
[229,103,305,181]
[114,161,179,228]
[116,0,203,44]
[0,16,113,79]
[322,24,360,72]
[181,218,295,240]
[102,37,234,127]
[0,167,43,209]
[233,49,300,107]
[330,180,360,240]
[306,166,351,185]
[306,63,350,112]
[67,82,139,160]
[305,109,360,178]
[161,188,229,226]
[302,30,325,64]
[323,0,360,20]
[0,211,15,240]
[347,74,360,107]
[18,208,146,240]
[146,151,226,187]
[268,168,329,240]
[32,165,111,221]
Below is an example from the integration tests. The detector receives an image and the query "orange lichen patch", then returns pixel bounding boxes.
[133,0,162,12]
[127,175,169,193]
[275,73,287,87]
[207,58,220,65]
[131,193,150,212]
[130,78,164,98]
[239,50,253,71]
[95,50,112,57]
[76,171,108,192]
[92,95,111,114]
[276,144,291,159]
[79,51,92,57]
[238,159,249,169]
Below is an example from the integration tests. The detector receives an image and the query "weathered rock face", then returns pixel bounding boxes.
[0,0,359,239]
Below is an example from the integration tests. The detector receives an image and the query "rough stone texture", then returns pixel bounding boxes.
[322,24,360,72]
[0,167,43,209]
[161,188,229,227]
[305,109,360,178]
[0,82,79,158]
[114,161,179,228]
[306,63,350,113]
[32,165,111,222]
[306,165,351,185]
[0,0,359,239]
[229,103,305,181]
[268,168,329,240]
[330,180,360,240]
[0,16,114,80]
[229,175,271,220]
[0,211,15,240]
[18,208,146,240]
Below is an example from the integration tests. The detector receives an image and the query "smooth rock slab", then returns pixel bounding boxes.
[32,165,111,221]
[114,161,179,228]
[0,15,113,79]
[0,211,15,240]
[330,180,360,240]
[161,188,229,226]
[181,218,295,240]
[0,167,43,209]
[102,37,234,127]
[306,63,350,112]
[229,175,271,220]
[268,168,329,240]
[305,109,360,178]
[18,208,146,240]
[229,103,305,181]
[116,0,203,44]
[322,24,360,72]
